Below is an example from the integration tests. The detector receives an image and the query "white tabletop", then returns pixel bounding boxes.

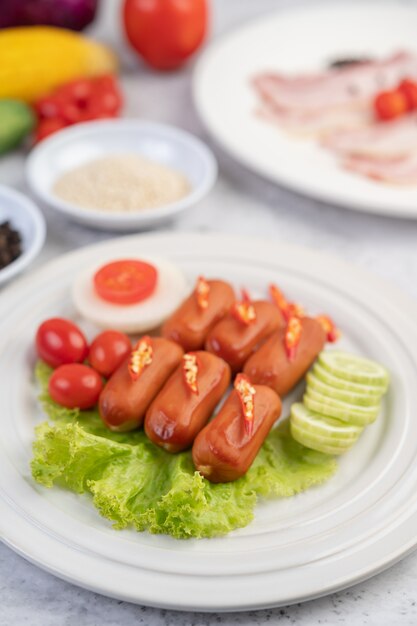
[1,1,417,624]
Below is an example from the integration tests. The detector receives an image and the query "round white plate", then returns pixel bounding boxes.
[193,2,417,218]
[26,120,217,231]
[1,232,417,611]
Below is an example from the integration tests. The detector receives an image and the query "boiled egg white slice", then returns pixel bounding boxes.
[72,256,189,334]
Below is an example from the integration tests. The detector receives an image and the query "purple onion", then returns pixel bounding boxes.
[0,0,99,31]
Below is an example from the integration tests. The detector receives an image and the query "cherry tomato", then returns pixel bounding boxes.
[123,0,208,71]
[89,330,131,378]
[36,318,89,368]
[398,79,417,111]
[48,363,103,409]
[35,118,67,142]
[94,259,158,305]
[56,79,94,107]
[34,96,64,120]
[374,90,408,121]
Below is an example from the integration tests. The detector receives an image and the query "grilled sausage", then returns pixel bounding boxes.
[192,384,282,483]
[161,278,235,351]
[99,337,183,432]
[144,351,231,452]
[205,301,284,372]
[244,317,326,397]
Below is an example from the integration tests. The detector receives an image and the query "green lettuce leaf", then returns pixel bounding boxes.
[32,361,337,539]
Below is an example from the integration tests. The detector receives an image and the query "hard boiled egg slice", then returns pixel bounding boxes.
[72,256,189,333]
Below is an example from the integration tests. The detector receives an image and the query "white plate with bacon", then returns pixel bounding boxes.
[194,2,417,218]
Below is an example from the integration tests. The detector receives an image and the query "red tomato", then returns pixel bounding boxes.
[398,79,417,111]
[36,318,89,368]
[34,96,64,120]
[48,363,103,409]
[89,330,131,378]
[374,90,408,121]
[94,259,158,305]
[123,0,208,71]
[35,118,67,142]
[56,79,94,107]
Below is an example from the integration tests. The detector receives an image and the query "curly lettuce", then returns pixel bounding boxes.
[31,362,337,539]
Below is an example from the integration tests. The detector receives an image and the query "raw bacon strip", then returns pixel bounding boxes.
[343,152,417,184]
[257,100,370,137]
[252,52,417,114]
[323,114,417,160]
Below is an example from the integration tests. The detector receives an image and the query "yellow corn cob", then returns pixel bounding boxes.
[0,26,118,102]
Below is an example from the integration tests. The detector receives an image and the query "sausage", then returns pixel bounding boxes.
[192,384,282,483]
[99,337,184,432]
[205,300,284,372]
[161,278,235,351]
[144,351,231,452]
[244,317,326,397]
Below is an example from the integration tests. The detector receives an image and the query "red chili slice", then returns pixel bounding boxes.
[183,353,199,394]
[195,276,210,310]
[232,289,256,325]
[128,336,153,381]
[234,373,256,435]
[284,316,303,362]
[316,315,340,343]
[269,283,304,321]
[94,259,158,305]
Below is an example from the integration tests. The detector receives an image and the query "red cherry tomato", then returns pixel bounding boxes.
[89,330,131,378]
[48,364,103,409]
[36,318,89,368]
[35,118,67,142]
[94,259,158,305]
[374,90,408,121]
[398,79,417,111]
[123,0,208,71]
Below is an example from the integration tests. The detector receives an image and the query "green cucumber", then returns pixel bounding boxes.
[318,351,389,387]
[306,372,382,407]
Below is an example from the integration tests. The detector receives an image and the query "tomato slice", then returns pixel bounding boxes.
[94,259,158,305]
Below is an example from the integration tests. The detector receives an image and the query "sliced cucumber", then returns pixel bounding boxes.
[318,351,389,388]
[306,372,382,407]
[313,363,386,396]
[304,391,379,426]
[290,422,354,455]
[290,402,362,440]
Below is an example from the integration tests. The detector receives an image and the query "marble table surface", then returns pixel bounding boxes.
[1,0,417,623]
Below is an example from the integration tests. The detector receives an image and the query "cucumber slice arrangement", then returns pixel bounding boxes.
[290,350,389,455]
[318,351,389,388]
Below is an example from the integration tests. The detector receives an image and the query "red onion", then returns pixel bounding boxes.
[0,0,99,31]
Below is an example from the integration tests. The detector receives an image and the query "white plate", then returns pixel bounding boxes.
[0,185,45,285]
[193,2,417,218]
[26,120,217,231]
[1,232,417,611]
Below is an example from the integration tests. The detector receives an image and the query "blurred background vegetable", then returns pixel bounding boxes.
[0,26,118,102]
[34,75,123,142]
[0,0,98,31]
[0,100,35,154]
[123,0,208,70]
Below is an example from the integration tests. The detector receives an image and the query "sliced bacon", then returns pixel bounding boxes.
[252,52,417,114]
[323,114,417,160]
[343,152,417,184]
[256,100,370,137]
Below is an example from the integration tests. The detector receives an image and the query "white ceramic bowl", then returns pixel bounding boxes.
[0,185,46,285]
[26,120,217,231]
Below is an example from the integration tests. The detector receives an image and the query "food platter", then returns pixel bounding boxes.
[1,231,417,611]
[193,2,417,218]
